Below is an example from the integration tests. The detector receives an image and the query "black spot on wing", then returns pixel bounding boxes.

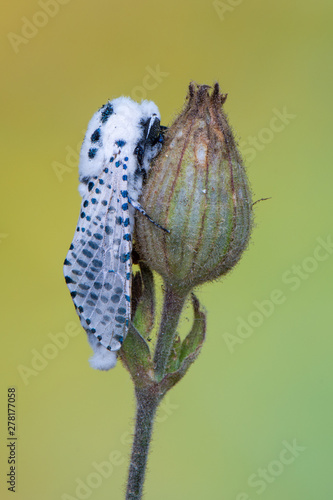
[100,102,113,123]
[115,316,126,324]
[92,259,103,268]
[91,128,101,142]
[79,284,90,291]
[72,269,82,276]
[114,334,124,343]
[82,249,93,258]
[88,241,99,250]
[88,148,98,159]
[77,259,88,268]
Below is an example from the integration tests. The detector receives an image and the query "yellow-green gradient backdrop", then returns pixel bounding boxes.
[1,1,332,499]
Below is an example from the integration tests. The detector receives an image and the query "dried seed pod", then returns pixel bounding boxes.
[136,82,253,294]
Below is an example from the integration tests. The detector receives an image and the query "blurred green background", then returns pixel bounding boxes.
[1,0,332,499]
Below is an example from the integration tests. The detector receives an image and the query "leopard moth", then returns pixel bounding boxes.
[63,97,166,370]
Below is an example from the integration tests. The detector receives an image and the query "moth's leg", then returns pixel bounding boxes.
[128,196,170,234]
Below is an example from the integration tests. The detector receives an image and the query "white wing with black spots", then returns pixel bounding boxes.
[64,161,133,351]
[63,96,164,369]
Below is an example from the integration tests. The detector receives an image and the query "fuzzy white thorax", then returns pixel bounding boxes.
[78,97,160,200]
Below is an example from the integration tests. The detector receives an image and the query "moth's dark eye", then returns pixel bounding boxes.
[146,116,161,145]
[156,125,167,145]
[140,115,161,147]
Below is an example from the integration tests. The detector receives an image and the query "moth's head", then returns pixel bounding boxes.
[137,100,164,173]
[140,100,160,120]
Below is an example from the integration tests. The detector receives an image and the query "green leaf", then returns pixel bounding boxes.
[160,293,206,394]
[119,324,154,387]
[166,335,182,373]
[179,293,206,363]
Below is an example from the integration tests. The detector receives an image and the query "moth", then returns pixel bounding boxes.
[63,97,166,369]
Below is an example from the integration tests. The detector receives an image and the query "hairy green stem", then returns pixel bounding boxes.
[125,285,187,499]
[154,285,187,380]
[126,389,159,500]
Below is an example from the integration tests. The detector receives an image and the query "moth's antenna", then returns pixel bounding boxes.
[252,197,271,207]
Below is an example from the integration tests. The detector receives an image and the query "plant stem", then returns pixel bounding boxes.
[126,388,159,500]
[125,285,187,499]
[154,284,187,380]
